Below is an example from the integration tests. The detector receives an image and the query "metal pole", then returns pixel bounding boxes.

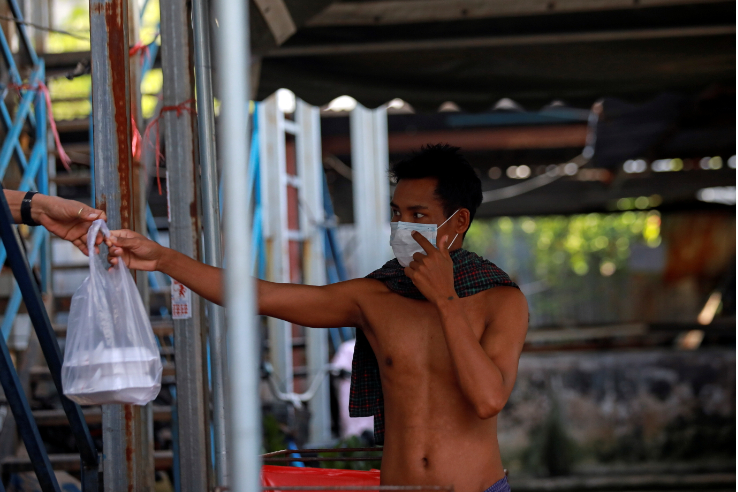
[350,104,391,278]
[191,0,229,484]
[216,0,260,491]
[89,0,151,488]
[258,96,293,395]
[295,100,331,444]
[159,0,210,489]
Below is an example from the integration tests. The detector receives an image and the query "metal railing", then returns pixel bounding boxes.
[0,3,100,491]
[0,0,50,339]
[0,183,99,491]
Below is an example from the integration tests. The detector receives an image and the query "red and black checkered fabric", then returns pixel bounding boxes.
[349,248,518,444]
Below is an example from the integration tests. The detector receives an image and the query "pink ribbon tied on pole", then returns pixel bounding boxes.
[143,99,196,195]
[8,82,72,171]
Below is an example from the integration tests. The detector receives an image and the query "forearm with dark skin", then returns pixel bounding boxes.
[5,190,45,224]
[156,246,366,329]
[433,296,508,419]
[158,247,225,305]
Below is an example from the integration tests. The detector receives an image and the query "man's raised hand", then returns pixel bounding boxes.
[106,229,164,272]
[404,231,457,305]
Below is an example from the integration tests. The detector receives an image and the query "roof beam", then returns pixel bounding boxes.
[267,24,734,57]
[321,124,588,155]
[307,0,734,27]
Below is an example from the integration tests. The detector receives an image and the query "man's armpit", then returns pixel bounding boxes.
[346,278,391,335]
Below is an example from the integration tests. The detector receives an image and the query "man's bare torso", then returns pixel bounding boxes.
[358,281,510,492]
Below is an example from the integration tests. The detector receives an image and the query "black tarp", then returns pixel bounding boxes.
[593,88,736,168]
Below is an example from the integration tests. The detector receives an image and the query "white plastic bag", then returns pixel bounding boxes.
[62,219,162,405]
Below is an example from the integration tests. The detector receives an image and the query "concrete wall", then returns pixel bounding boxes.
[499,349,735,477]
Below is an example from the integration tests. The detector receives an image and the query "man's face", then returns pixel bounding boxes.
[390,177,469,246]
[391,177,445,225]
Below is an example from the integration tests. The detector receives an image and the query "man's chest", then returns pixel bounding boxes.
[361,294,487,376]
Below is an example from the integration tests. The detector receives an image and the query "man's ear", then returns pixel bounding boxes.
[456,208,471,234]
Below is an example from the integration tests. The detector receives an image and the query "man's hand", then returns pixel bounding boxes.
[33,195,106,255]
[405,232,457,305]
[106,229,164,272]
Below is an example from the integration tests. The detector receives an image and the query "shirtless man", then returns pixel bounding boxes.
[107,144,528,492]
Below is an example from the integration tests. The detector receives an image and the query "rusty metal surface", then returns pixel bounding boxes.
[90,0,133,228]
[89,0,152,488]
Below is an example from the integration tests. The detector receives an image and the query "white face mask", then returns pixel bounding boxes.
[390,210,460,267]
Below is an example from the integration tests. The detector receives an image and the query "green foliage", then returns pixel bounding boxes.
[141,69,163,118]
[262,413,287,454]
[46,0,162,120]
[317,435,381,470]
[46,6,90,53]
[47,75,91,120]
[464,211,664,326]
[140,0,161,41]
[465,211,661,282]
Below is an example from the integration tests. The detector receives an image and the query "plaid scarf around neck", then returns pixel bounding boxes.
[349,248,518,444]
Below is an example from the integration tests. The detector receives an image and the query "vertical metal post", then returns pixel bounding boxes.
[295,100,331,444]
[89,0,151,488]
[35,63,50,295]
[128,0,155,486]
[159,0,210,489]
[216,0,260,490]
[258,96,293,394]
[350,104,392,278]
[28,0,47,52]
[191,0,229,484]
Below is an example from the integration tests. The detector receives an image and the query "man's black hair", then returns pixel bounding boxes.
[390,144,483,233]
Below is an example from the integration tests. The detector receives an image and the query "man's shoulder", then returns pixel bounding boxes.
[478,285,528,314]
[340,277,393,296]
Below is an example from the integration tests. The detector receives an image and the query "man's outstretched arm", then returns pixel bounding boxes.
[108,230,224,304]
[108,229,370,328]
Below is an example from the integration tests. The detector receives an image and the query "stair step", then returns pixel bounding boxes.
[53,319,175,337]
[51,262,89,271]
[54,293,170,313]
[50,172,91,186]
[32,406,172,426]
[31,362,176,380]
[1,450,173,473]
[54,118,90,133]
[264,337,306,349]
[159,346,175,356]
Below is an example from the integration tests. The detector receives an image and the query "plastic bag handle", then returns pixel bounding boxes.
[86,219,111,269]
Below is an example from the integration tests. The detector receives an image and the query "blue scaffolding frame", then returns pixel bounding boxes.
[0,13,50,339]
[0,2,100,490]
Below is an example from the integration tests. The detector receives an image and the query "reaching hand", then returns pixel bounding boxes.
[106,229,164,272]
[33,195,106,255]
[404,232,457,305]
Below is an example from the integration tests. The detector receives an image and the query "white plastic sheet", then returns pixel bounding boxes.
[62,220,162,405]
